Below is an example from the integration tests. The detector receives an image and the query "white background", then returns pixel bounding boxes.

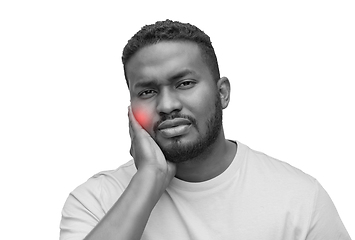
[0,0,354,239]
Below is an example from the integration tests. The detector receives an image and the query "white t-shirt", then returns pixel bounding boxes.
[60,141,351,240]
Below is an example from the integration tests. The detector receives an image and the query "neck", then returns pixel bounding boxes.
[174,131,237,182]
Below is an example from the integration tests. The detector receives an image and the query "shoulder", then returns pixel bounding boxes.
[68,160,137,215]
[238,142,319,219]
[60,160,136,239]
[73,160,136,197]
[238,141,318,195]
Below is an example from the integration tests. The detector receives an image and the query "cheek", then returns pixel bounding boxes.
[132,108,152,129]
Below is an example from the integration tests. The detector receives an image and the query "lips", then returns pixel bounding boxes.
[157,118,192,138]
[157,118,192,130]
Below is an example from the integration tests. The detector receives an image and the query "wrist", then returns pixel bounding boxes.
[135,166,169,193]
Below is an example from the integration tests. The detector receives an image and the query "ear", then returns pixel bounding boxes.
[217,77,231,109]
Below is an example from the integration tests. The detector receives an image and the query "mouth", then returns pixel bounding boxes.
[157,118,192,138]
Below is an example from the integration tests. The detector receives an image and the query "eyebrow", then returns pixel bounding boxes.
[169,69,196,81]
[133,69,197,89]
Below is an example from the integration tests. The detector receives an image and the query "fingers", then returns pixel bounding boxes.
[128,105,147,158]
[128,106,135,158]
[128,106,151,140]
[128,106,142,132]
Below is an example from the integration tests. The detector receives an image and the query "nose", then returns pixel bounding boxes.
[156,88,182,115]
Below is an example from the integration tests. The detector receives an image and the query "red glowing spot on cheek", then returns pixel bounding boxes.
[132,108,151,128]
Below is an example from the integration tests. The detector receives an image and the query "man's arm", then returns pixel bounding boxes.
[83,167,168,240]
[83,107,176,240]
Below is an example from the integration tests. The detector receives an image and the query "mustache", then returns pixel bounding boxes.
[153,113,198,132]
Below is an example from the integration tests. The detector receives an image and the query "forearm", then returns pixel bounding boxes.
[84,168,167,240]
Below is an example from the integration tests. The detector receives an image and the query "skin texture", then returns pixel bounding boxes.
[127,40,236,182]
[132,107,151,128]
[128,41,217,145]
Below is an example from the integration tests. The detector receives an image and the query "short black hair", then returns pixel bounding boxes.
[122,19,220,86]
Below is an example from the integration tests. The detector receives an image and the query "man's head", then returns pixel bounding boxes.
[123,20,230,163]
[122,19,220,86]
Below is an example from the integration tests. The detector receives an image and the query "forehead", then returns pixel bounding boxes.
[126,41,211,87]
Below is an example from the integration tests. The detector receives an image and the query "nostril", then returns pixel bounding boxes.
[158,109,181,119]
[156,91,182,115]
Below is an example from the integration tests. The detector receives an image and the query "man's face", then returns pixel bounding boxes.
[126,41,223,163]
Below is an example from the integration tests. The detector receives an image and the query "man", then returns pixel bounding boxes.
[60,20,351,240]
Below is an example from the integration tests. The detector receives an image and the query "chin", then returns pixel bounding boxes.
[159,133,218,163]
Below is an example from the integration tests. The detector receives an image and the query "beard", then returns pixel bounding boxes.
[154,93,223,163]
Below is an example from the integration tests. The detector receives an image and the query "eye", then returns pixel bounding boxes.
[138,89,157,99]
[177,80,196,89]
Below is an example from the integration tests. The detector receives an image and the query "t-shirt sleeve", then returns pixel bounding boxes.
[60,176,106,240]
[60,163,134,240]
[306,180,351,240]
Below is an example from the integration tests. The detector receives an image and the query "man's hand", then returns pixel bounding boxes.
[128,106,176,190]
[83,109,177,240]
